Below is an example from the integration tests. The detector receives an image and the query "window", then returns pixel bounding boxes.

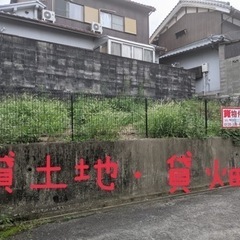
[122,44,132,58]
[55,0,66,16]
[112,15,123,31]
[67,2,83,21]
[144,49,153,62]
[188,66,203,80]
[55,0,83,21]
[175,29,187,39]
[100,12,111,28]
[133,47,143,60]
[100,12,123,31]
[111,42,121,56]
[107,40,154,62]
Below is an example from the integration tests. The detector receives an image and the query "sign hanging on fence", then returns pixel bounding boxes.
[221,107,240,128]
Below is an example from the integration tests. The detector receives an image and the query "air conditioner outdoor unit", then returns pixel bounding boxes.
[42,10,56,23]
[91,22,103,34]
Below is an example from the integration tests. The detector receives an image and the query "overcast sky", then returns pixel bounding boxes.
[1,0,240,35]
[0,0,10,5]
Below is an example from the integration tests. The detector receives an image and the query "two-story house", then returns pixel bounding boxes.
[150,0,240,95]
[1,0,155,62]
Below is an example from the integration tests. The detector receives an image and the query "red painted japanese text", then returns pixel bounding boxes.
[31,154,67,190]
[167,151,192,194]
[205,159,227,189]
[0,151,15,193]
[74,155,119,191]
[206,159,240,189]
[94,155,118,191]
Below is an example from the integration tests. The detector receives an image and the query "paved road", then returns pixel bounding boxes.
[8,187,240,240]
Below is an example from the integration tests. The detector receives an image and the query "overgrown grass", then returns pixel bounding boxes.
[73,97,145,141]
[138,100,206,139]
[0,94,239,143]
[0,94,69,143]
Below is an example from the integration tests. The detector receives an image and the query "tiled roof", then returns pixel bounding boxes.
[179,0,231,9]
[159,35,227,59]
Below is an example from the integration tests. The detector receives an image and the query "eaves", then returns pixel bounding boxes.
[159,36,226,59]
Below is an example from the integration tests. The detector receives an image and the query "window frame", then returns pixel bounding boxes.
[53,0,84,22]
[133,46,143,61]
[109,40,154,62]
[188,66,203,80]
[67,2,84,21]
[111,42,122,56]
[122,44,132,58]
[112,15,124,31]
[100,11,112,28]
[143,49,153,62]
[175,29,187,39]
[100,11,124,32]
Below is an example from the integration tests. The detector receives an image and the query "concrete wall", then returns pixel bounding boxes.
[0,34,195,98]
[0,138,238,220]
[219,44,240,95]
[159,47,220,94]
[225,41,240,59]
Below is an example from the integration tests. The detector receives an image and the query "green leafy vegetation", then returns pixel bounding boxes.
[0,93,239,143]
[0,215,49,240]
[73,96,145,141]
[0,94,69,143]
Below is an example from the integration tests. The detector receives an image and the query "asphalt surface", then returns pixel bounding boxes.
[8,187,240,240]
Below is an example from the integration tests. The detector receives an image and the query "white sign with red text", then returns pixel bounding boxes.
[221,107,240,128]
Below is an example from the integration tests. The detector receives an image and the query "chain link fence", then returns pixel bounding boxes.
[0,88,239,144]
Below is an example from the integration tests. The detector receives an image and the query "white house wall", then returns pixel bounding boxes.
[11,8,36,19]
[160,47,220,94]
[0,17,95,50]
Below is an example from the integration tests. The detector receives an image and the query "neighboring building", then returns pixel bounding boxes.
[158,35,228,95]
[0,0,155,62]
[219,40,240,95]
[150,0,240,95]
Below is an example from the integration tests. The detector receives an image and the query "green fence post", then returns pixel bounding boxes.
[145,97,148,138]
[71,94,74,142]
[205,99,208,135]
